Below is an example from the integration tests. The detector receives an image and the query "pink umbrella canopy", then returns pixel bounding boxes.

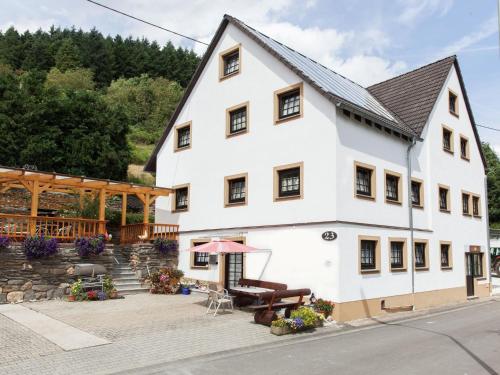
[185,239,259,253]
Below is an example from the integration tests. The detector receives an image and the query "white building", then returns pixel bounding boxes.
[145,15,490,321]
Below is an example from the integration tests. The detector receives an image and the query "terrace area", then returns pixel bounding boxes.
[0,166,178,244]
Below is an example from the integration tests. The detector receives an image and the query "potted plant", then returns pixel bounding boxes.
[291,306,323,329]
[23,236,58,259]
[69,279,83,302]
[75,235,105,257]
[314,298,334,318]
[271,318,292,336]
[180,284,191,295]
[103,275,115,298]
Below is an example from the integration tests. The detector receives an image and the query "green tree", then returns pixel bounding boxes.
[55,38,81,71]
[45,67,95,91]
[483,143,500,224]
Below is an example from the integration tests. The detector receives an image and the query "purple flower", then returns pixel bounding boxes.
[154,239,178,255]
[97,291,107,301]
[0,236,10,251]
[23,236,58,260]
[75,236,105,257]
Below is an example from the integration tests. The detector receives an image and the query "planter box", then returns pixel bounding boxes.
[270,325,292,336]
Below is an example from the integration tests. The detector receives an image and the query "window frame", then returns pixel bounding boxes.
[459,134,470,161]
[440,241,453,270]
[411,177,424,209]
[224,173,248,207]
[388,237,408,272]
[358,235,381,274]
[461,191,472,216]
[413,239,429,271]
[472,194,481,218]
[448,89,459,117]
[354,161,376,201]
[190,239,210,269]
[442,124,454,154]
[384,169,402,205]
[171,183,190,213]
[274,83,304,124]
[219,44,241,81]
[173,121,192,152]
[226,101,249,138]
[438,184,451,213]
[273,162,304,201]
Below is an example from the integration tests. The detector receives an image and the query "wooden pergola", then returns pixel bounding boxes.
[0,166,178,243]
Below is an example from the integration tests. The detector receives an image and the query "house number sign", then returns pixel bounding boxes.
[322,231,337,241]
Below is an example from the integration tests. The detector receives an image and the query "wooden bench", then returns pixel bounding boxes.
[233,278,287,307]
[247,288,311,325]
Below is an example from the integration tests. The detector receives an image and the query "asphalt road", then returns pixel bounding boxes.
[131,299,500,375]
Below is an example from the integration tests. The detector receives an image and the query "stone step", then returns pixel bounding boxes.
[112,277,140,283]
[112,273,136,279]
[117,286,150,295]
[115,282,143,288]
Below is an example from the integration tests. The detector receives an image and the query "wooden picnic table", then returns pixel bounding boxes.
[229,286,274,305]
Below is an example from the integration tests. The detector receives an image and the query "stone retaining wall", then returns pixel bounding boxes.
[120,243,179,280]
[0,243,115,303]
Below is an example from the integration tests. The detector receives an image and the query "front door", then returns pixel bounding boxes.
[224,252,244,289]
[465,252,484,297]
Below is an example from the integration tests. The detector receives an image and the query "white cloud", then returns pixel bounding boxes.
[398,0,454,24]
[438,16,498,57]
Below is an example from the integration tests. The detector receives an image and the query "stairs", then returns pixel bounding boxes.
[112,254,149,295]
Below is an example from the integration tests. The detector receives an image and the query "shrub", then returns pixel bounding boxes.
[87,290,98,300]
[70,279,84,299]
[0,236,10,251]
[290,307,320,328]
[153,238,178,255]
[75,236,105,257]
[314,298,334,316]
[271,318,288,328]
[103,275,115,295]
[97,291,107,301]
[148,267,183,294]
[23,236,58,260]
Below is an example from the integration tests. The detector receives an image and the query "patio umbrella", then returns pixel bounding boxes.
[184,239,259,253]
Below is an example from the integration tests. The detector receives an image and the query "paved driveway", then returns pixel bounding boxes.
[0,294,336,375]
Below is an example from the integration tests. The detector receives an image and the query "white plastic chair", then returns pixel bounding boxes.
[206,289,234,316]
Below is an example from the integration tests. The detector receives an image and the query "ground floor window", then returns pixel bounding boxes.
[193,252,209,267]
[440,242,452,269]
[390,241,404,269]
[414,241,428,269]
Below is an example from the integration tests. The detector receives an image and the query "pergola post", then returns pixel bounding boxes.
[29,180,39,235]
[143,192,150,239]
[98,188,106,234]
[121,192,127,226]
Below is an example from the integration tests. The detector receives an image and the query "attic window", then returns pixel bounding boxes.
[343,109,351,117]
[219,45,241,80]
[375,123,382,130]
[449,90,458,117]
[365,119,372,126]
[274,83,303,124]
[442,125,454,154]
[354,114,362,122]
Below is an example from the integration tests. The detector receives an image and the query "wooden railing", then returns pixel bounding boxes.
[0,213,103,242]
[120,223,179,244]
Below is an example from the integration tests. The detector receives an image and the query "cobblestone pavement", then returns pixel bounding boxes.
[1,294,336,374]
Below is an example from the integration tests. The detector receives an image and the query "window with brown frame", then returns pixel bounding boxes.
[385,170,402,204]
[219,45,241,80]
[224,173,247,206]
[462,192,471,215]
[354,162,376,200]
[438,185,450,212]
[449,90,458,116]
[472,195,481,217]
[411,178,424,208]
[190,240,210,269]
[174,122,191,151]
[274,83,303,124]
[414,240,429,270]
[273,162,303,201]
[359,236,381,273]
[460,135,469,160]
[442,126,453,153]
[440,242,452,269]
[172,184,189,212]
[226,103,248,136]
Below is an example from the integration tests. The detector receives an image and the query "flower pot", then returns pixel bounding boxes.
[67,295,76,302]
[270,325,292,336]
[110,290,118,299]
[181,287,191,295]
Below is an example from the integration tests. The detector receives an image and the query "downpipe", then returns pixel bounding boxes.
[407,138,417,309]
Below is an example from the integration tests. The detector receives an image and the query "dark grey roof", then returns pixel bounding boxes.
[367,56,456,136]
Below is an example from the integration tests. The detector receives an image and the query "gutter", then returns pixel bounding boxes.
[407,137,417,308]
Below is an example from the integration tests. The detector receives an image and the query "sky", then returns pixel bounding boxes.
[1,0,499,152]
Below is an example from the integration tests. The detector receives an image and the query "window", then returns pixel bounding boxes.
[359,236,380,273]
[389,239,407,271]
[449,90,458,116]
[438,185,450,212]
[442,125,454,153]
[385,170,402,204]
[462,192,471,215]
[219,45,241,80]
[411,178,424,208]
[191,240,209,269]
[172,184,190,212]
[472,195,481,217]
[226,103,248,136]
[224,173,247,206]
[460,135,469,160]
[354,162,376,200]
[273,162,303,201]
[414,240,429,269]
[440,242,452,269]
[274,83,303,124]
[174,122,191,151]
[468,252,483,277]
